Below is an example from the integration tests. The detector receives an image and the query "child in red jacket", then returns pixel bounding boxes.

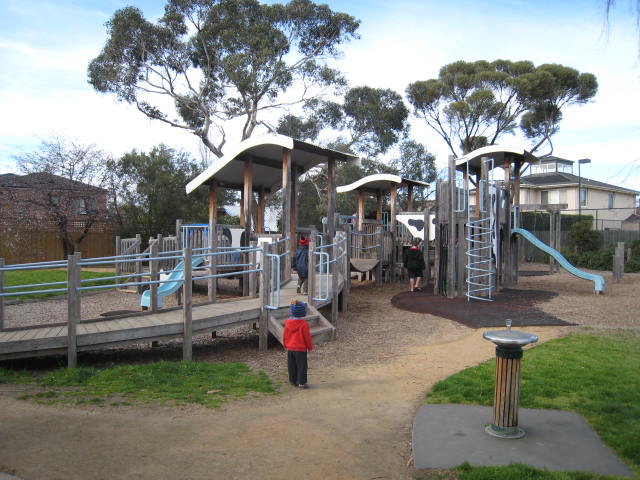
[283,300,313,389]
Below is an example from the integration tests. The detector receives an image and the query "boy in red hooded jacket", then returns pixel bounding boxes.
[283,300,313,388]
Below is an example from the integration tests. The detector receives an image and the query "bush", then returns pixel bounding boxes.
[568,220,601,254]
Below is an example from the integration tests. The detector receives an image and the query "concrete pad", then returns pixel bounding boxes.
[412,404,633,477]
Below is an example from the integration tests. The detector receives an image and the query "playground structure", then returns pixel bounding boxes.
[434,145,605,301]
[337,173,432,285]
[0,135,356,365]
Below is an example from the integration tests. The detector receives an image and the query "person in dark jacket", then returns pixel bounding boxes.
[293,236,309,294]
[283,300,313,388]
[403,237,426,292]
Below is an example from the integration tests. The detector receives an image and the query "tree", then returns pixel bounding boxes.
[389,140,437,208]
[406,60,597,157]
[10,136,110,257]
[88,0,360,158]
[111,145,215,238]
[277,86,409,157]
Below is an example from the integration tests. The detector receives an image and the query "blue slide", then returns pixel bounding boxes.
[512,227,605,293]
[140,256,206,308]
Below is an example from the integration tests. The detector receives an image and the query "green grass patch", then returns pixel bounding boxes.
[425,333,640,474]
[416,461,628,480]
[0,360,275,408]
[4,269,114,300]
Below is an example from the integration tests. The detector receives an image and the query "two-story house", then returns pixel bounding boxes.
[519,157,639,230]
[0,172,112,262]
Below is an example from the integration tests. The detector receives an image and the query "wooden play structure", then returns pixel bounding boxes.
[336,173,431,285]
[0,135,360,365]
[433,145,605,301]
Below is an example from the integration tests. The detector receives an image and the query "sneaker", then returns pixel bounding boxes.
[298,384,308,389]
[296,286,301,293]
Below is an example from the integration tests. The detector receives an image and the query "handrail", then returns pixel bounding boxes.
[313,251,330,302]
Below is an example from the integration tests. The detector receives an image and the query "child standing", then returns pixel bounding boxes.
[403,237,426,292]
[283,300,313,389]
[293,236,309,294]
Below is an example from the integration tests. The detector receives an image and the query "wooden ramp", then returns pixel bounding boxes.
[350,258,379,273]
[267,304,335,347]
[0,298,261,361]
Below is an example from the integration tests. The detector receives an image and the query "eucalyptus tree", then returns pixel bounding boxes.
[406,60,597,157]
[88,0,360,158]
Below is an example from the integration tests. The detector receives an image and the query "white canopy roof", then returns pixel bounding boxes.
[186,134,359,194]
[336,173,429,194]
[455,145,538,174]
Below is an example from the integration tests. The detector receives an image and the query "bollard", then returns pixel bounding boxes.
[483,319,538,439]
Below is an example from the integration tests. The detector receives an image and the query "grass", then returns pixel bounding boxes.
[4,269,115,301]
[417,462,628,480]
[0,360,275,408]
[423,333,640,477]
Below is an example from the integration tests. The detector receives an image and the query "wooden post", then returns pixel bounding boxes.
[376,191,382,221]
[423,210,430,285]
[0,258,5,331]
[291,165,298,251]
[209,183,218,303]
[327,158,336,240]
[613,242,625,282]
[259,241,271,351]
[135,233,142,293]
[331,239,339,328]
[447,156,456,298]
[376,226,383,286]
[308,227,317,304]
[282,148,292,273]
[67,252,81,368]
[345,223,352,295]
[433,182,442,295]
[358,190,365,230]
[390,184,398,282]
[150,242,159,312]
[407,185,414,212]
[182,247,193,361]
[257,188,265,234]
[249,240,257,297]
[115,236,121,287]
[176,219,183,249]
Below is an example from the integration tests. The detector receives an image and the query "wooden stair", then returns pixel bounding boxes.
[267,304,335,347]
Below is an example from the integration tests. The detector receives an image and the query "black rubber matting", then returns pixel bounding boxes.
[391,287,573,328]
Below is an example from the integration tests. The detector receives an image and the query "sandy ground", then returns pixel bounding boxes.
[0,265,638,480]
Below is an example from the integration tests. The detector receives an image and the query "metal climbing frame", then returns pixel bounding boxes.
[465,158,496,302]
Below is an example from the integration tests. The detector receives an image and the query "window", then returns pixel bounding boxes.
[580,188,588,207]
[608,193,614,209]
[541,190,548,205]
[72,198,95,215]
[540,189,566,206]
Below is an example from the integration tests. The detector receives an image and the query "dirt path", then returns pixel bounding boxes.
[0,267,637,480]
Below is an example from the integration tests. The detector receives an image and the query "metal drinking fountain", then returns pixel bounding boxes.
[483,319,538,439]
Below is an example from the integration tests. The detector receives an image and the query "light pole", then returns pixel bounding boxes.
[578,158,591,219]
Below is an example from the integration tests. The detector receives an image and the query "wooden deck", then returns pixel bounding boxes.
[0,298,261,361]
[0,268,346,363]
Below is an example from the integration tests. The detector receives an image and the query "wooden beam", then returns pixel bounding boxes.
[243,159,253,297]
[290,164,297,247]
[390,184,398,282]
[282,148,292,272]
[208,182,217,303]
[407,185,414,212]
[376,191,383,221]
[357,190,365,231]
[257,187,265,233]
[182,247,193,361]
[327,158,336,240]
[66,252,80,368]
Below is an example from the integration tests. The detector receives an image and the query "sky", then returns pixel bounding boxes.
[1,0,639,192]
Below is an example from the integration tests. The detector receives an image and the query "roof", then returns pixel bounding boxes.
[0,172,106,192]
[336,173,429,194]
[520,172,640,195]
[622,214,640,224]
[455,145,537,174]
[186,134,359,195]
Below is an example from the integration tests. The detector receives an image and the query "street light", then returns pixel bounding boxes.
[578,158,591,218]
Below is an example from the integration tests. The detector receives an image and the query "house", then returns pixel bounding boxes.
[519,157,639,230]
[0,172,112,262]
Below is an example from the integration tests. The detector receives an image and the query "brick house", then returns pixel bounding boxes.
[0,172,113,263]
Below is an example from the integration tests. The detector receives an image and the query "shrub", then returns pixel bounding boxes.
[568,220,601,254]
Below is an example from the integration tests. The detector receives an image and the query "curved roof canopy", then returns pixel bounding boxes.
[337,173,429,194]
[186,134,358,194]
[455,145,538,174]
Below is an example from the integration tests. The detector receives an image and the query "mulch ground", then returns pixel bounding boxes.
[391,284,573,329]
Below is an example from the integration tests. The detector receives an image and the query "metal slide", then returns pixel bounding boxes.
[140,256,206,308]
[512,227,605,293]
